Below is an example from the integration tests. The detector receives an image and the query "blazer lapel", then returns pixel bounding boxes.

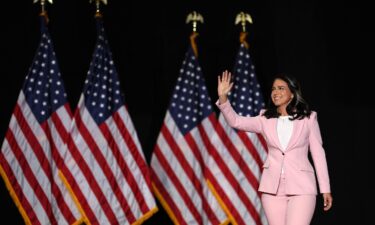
[285,118,305,152]
[268,118,283,150]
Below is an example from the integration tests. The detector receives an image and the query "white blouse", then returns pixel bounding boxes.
[277,116,293,174]
[277,116,293,151]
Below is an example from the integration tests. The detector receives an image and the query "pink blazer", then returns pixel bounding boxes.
[217,100,331,195]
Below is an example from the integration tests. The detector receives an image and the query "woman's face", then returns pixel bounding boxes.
[271,78,294,108]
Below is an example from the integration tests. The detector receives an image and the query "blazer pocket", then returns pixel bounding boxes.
[300,166,315,173]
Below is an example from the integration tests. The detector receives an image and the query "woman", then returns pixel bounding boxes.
[216,71,333,225]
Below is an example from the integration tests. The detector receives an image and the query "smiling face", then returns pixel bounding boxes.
[271,78,294,112]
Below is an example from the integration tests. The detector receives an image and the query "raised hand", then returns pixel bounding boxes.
[217,70,234,104]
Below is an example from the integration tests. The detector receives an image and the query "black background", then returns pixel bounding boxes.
[0,1,373,224]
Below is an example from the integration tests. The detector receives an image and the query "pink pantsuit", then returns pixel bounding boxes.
[217,101,330,225]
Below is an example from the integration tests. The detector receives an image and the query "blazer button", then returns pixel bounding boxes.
[282,152,285,155]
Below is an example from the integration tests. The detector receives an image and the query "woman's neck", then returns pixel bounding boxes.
[277,107,289,116]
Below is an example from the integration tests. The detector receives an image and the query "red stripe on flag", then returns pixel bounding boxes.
[201,116,262,225]
[205,168,245,225]
[51,106,70,143]
[112,111,152,190]
[153,143,202,224]
[257,134,268,152]
[64,104,73,118]
[59,154,98,224]
[13,104,54,185]
[162,122,221,223]
[50,108,91,224]
[212,117,260,194]
[50,111,70,168]
[237,131,264,171]
[184,132,220,224]
[0,151,41,225]
[160,125,203,192]
[13,104,59,223]
[5,130,56,224]
[99,122,148,216]
[66,131,114,224]
[74,113,128,224]
[40,121,77,224]
[150,169,188,225]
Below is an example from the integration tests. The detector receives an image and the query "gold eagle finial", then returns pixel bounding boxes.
[186,11,204,33]
[235,12,253,32]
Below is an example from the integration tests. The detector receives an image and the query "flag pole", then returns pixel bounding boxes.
[186,11,204,57]
[89,0,108,17]
[235,12,253,49]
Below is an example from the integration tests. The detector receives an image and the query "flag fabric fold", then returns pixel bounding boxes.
[0,16,83,225]
[150,39,229,225]
[206,42,269,225]
[59,17,157,225]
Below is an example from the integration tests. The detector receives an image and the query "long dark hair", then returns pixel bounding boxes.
[262,73,311,120]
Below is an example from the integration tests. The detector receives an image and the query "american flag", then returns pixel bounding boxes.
[206,43,268,225]
[0,17,82,225]
[60,18,157,225]
[150,43,228,225]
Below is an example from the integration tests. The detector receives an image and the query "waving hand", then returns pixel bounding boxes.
[217,70,234,104]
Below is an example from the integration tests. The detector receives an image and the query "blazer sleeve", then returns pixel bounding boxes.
[216,100,263,134]
[308,111,331,193]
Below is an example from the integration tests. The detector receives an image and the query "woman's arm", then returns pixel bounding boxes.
[217,71,263,133]
[308,112,333,211]
[216,100,263,133]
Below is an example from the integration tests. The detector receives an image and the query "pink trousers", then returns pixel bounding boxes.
[261,176,316,225]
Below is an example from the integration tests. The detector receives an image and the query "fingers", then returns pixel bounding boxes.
[225,70,231,82]
[220,70,231,83]
[323,194,333,211]
[229,82,234,90]
[323,202,332,211]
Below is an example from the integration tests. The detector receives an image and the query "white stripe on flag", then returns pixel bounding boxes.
[151,156,196,223]
[153,112,228,225]
[164,112,204,177]
[3,105,78,224]
[156,133,203,209]
[2,139,50,223]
